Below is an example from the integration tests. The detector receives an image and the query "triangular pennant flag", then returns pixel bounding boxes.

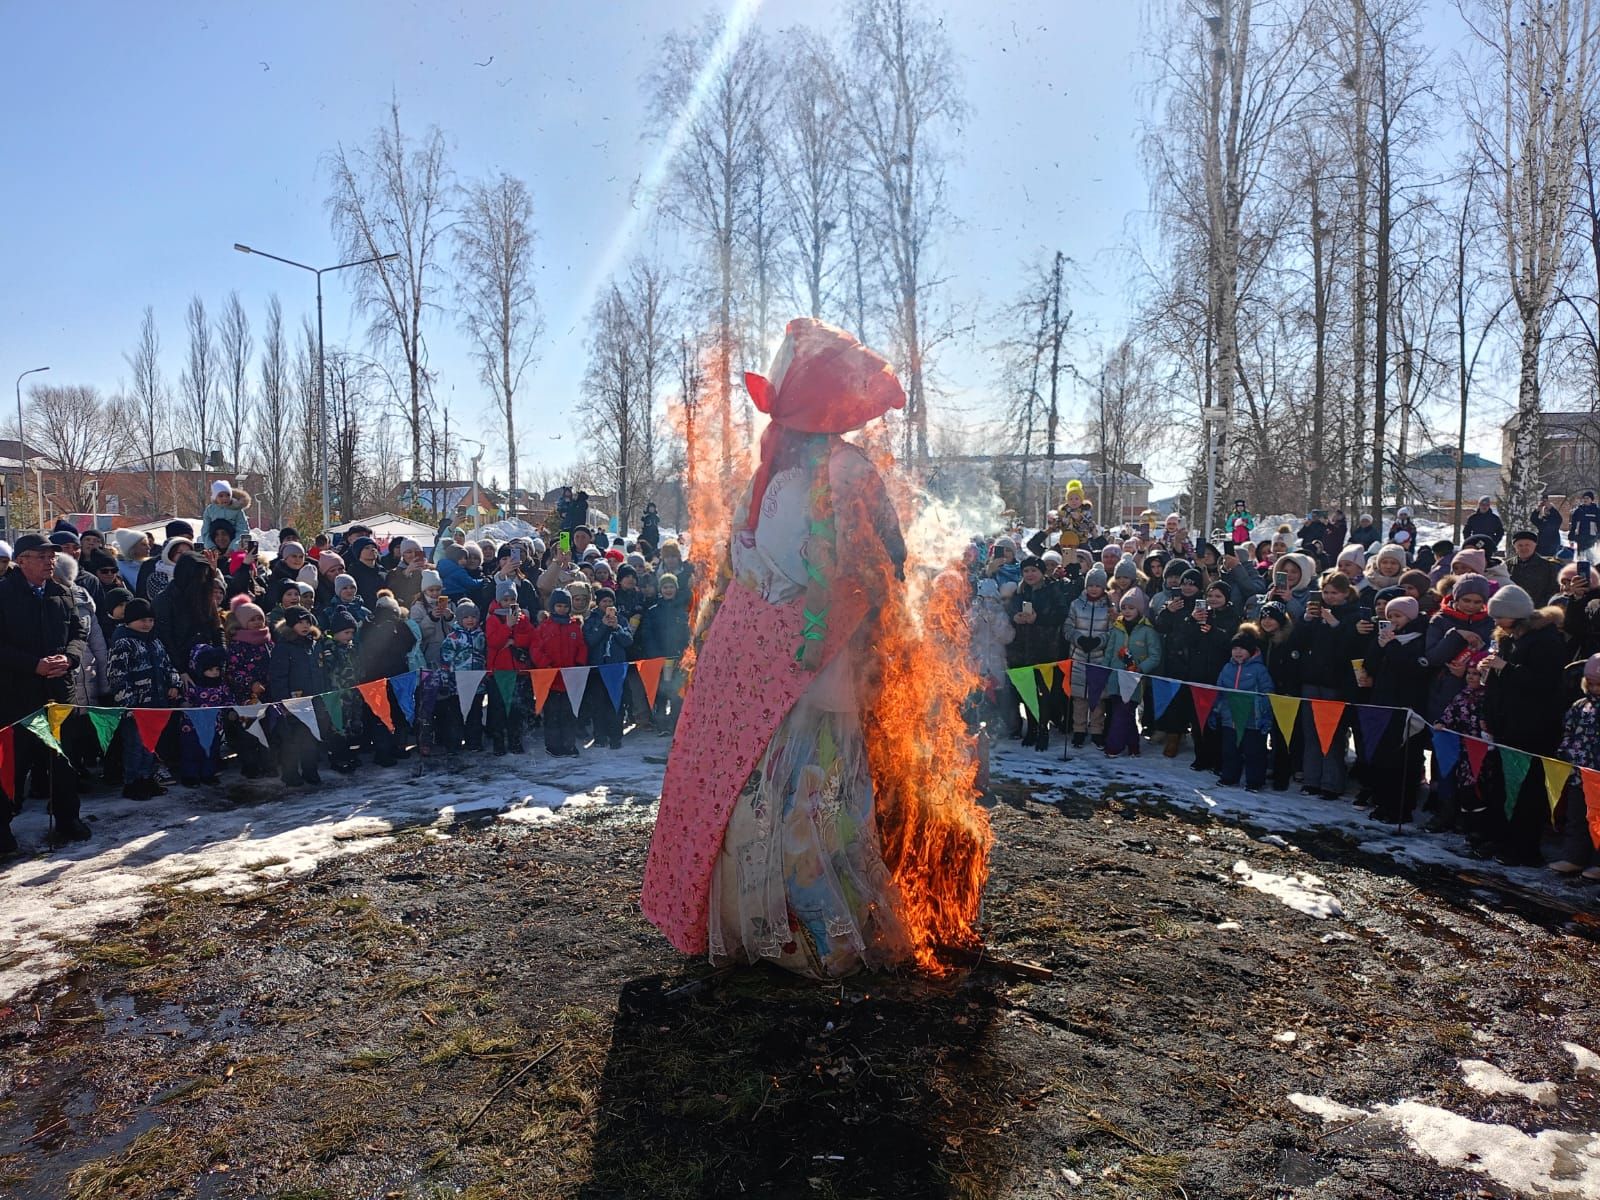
[1542,757,1575,821]
[635,659,664,710]
[232,703,267,721]
[1269,694,1301,744]
[1431,729,1462,780]
[1309,699,1345,755]
[1007,666,1040,721]
[0,724,14,802]
[1085,663,1111,708]
[1037,662,1055,690]
[21,709,61,755]
[1055,660,1073,696]
[46,702,73,745]
[132,709,172,753]
[1356,707,1394,763]
[324,690,346,734]
[494,670,518,715]
[1226,692,1255,744]
[87,708,126,754]
[1151,677,1181,719]
[561,666,590,717]
[1404,710,1430,741]
[246,714,271,746]
[1500,747,1533,820]
[455,670,487,720]
[186,707,220,756]
[1117,669,1142,703]
[529,669,557,715]
[281,696,322,740]
[1190,684,1219,729]
[231,702,271,746]
[1463,736,1490,782]
[1582,769,1600,851]
[356,680,395,732]
[597,663,628,711]
[390,671,419,723]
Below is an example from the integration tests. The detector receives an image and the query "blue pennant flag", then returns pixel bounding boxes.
[1084,663,1111,708]
[1151,677,1182,719]
[1355,706,1394,763]
[390,671,419,723]
[598,663,628,711]
[186,707,220,756]
[1431,729,1462,779]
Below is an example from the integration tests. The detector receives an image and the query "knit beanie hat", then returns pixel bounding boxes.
[1230,627,1261,654]
[1487,583,1535,619]
[1113,555,1140,581]
[420,569,443,593]
[1384,596,1420,621]
[454,598,479,622]
[1180,568,1204,589]
[1452,573,1492,602]
[334,574,357,594]
[1452,547,1487,575]
[1085,566,1108,591]
[1337,544,1367,567]
[375,595,400,615]
[190,643,228,674]
[550,587,573,611]
[1118,587,1149,617]
[211,479,233,499]
[495,579,519,604]
[1257,600,1289,626]
[279,541,306,560]
[327,608,359,635]
[1374,543,1408,566]
[1165,558,1192,581]
[1399,569,1432,595]
[1585,653,1600,684]
[124,598,154,622]
[103,586,133,613]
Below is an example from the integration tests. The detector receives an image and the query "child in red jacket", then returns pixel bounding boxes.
[485,588,537,755]
[532,587,587,757]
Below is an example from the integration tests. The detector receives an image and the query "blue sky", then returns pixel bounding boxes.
[0,0,1503,496]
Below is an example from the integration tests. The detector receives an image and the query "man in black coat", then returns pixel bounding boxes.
[1463,497,1506,553]
[0,534,92,852]
[1507,528,1562,606]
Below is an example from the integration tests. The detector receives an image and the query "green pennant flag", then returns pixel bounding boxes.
[324,690,346,735]
[21,709,61,755]
[1226,693,1255,745]
[87,708,126,754]
[1006,666,1040,721]
[1501,747,1533,820]
[495,670,518,713]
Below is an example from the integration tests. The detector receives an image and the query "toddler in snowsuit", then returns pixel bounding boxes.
[181,644,230,785]
[533,588,587,757]
[440,599,489,752]
[316,608,363,771]
[107,598,182,799]
[1215,626,1274,791]
[267,606,325,786]
[1550,654,1600,879]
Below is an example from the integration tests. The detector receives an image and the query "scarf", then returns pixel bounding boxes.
[230,626,271,646]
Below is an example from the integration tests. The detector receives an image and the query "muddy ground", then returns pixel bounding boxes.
[1,772,1598,1200]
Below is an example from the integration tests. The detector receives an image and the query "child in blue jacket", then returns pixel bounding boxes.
[1215,625,1275,791]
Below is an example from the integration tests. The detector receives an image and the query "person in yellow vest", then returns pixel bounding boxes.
[1059,479,1098,549]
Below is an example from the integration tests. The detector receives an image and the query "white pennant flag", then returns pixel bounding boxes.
[1404,709,1429,742]
[455,670,487,719]
[233,702,271,746]
[1117,670,1142,702]
[561,666,590,716]
[281,696,322,740]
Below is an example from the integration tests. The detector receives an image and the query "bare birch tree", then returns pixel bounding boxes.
[124,306,168,514]
[217,291,252,476]
[254,296,292,527]
[775,33,851,319]
[178,294,218,507]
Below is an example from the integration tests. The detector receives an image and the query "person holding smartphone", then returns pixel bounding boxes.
[1006,555,1065,750]
[583,586,634,750]
[1290,571,1362,800]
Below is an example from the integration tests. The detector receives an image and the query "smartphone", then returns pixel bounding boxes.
[511,547,523,565]
[1308,589,1323,607]
[1579,560,1592,577]
[1273,571,1288,588]
[1137,522,1150,538]
[1378,619,1393,634]
[1021,601,1033,615]
[558,531,572,554]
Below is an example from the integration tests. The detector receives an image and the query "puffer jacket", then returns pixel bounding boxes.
[1558,694,1600,771]
[317,636,361,692]
[441,624,488,672]
[269,627,325,700]
[486,604,537,672]
[409,598,454,669]
[967,595,1015,682]
[1481,615,1569,755]
[1422,603,1496,719]
[1214,655,1274,732]
[107,626,180,707]
[1006,577,1066,667]
[531,615,587,691]
[1102,617,1161,675]
[583,609,634,666]
[1063,592,1115,694]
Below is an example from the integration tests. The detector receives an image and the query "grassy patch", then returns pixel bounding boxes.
[66,1125,202,1200]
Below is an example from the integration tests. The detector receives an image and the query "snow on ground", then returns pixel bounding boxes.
[1567,1043,1600,1075]
[1231,860,1345,920]
[1458,1059,1559,1106]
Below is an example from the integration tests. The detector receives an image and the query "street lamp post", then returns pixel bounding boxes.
[14,365,48,534]
[233,243,398,533]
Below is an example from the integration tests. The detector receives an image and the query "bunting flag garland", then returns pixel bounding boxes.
[1226,692,1255,744]
[1117,669,1142,703]
[356,681,395,732]
[1007,667,1041,721]
[0,724,14,802]
[494,670,518,715]
[1500,747,1533,820]
[281,696,322,740]
[1037,662,1055,690]
[23,709,61,754]
[1054,660,1073,696]
[233,702,272,746]
[132,709,172,753]
[635,659,663,710]
[1355,707,1394,763]
[324,690,346,734]
[1542,757,1574,821]
[455,670,487,719]
[186,707,220,756]
[390,672,419,723]
[1463,737,1490,782]
[1583,769,1600,850]
[1151,677,1181,719]
[1190,685,1219,730]
[1430,729,1462,780]
[597,663,628,711]
[1084,663,1111,708]
[86,708,125,754]
[46,702,73,745]
[1309,699,1346,755]
[1404,711,1431,742]
[528,669,557,715]
[1269,695,1301,745]
[561,666,590,717]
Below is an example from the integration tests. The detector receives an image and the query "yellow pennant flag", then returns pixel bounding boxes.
[1268,694,1301,744]
[1038,662,1056,690]
[1542,757,1575,821]
[46,702,74,745]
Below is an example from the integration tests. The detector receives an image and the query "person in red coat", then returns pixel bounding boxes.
[484,588,536,755]
[531,587,587,757]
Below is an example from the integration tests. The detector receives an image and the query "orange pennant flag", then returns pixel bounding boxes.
[1309,699,1346,754]
[356,680,395,732]
[1583,768,1600,852]
[635,658,664,710]
[1055,660,1073,696]
[528,669,557,715]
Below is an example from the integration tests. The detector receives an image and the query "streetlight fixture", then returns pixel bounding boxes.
[233,243,399,532]
[14,365,48,534]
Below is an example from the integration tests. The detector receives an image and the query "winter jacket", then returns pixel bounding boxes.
[1532,505,1565,557]
[1260,629,1304,697]
[153,553,223,673]
[1102,617,1161,675]
[0,569,89,726]
[1214,655,1274,732]
[640,594,692,661]
[486,604,537,672]
[186,646,232,708]
[1463,508,1505,552]
[438,556,480,601]
[107,626,180,707]
[1422,603,1496,720]
[1507,553,1562,606]
[531,615,587,690]
[409,598,454,669]
[317,636,361,692]
[1367,631,1429,713]
[200,493,251,544]
[1568,502,1600,550]
[441,624,489,672]
[1386,518,1419,554]
[1159,600,1240,684]
[1006,577,1066,667]
[66,583,107,705]
[1063,592,1114,694]
[225,636,273,705]
[967,596,1016,682]
[1291,600,1363,698]
[583,609,634,666]
[1350,521,1381,550]
[354,610,416,684]
[1558,695,1600,771]
[321,598,372,631]
[1481,617,1569,755]
[269,627,325,700]
[347,557,388,610]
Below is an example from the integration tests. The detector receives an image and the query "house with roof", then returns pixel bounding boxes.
[1498,411,1600,502]
[1402,445,1502,521]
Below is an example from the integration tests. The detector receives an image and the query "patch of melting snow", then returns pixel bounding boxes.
[1257,833,1292,849]
[1274,1031,1297,1044]
[1459,1059,1558,1106]
[1186,833,1204,843]
[1214,920,1243,932]
[1320,931,1357,944]
[1290,1093,1600,1198]
[1565,1043,1600,1074]
[1232,860,1345,920]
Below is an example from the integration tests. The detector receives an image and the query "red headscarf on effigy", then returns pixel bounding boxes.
[743,318,905,531]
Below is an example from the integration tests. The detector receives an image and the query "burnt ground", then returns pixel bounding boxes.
[1,775,1598,1200]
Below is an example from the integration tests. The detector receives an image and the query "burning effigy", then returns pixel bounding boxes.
[641,318,992,978]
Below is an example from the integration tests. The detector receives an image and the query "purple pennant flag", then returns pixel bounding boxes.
[1084,663,1111,708]
[1355,706,1394,763]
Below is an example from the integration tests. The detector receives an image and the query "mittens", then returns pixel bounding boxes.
[1076,636,1102,653]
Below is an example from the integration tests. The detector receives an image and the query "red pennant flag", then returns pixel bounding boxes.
[1190,685,1219,729]
[132,709,172,753]
[1309,699,1346,754]
[528,669,556,715]
[635,658,664,710]
[1055,660,1073,697]
[356,680,395,732]
[0,724,14,803]
[1582,768,1600,851]
[1463,736,1491,782]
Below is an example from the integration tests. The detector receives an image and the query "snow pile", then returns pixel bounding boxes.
[1566,1043,1600,1075]
[1459,1059,1558,1106]
[1231,860,1345,920]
